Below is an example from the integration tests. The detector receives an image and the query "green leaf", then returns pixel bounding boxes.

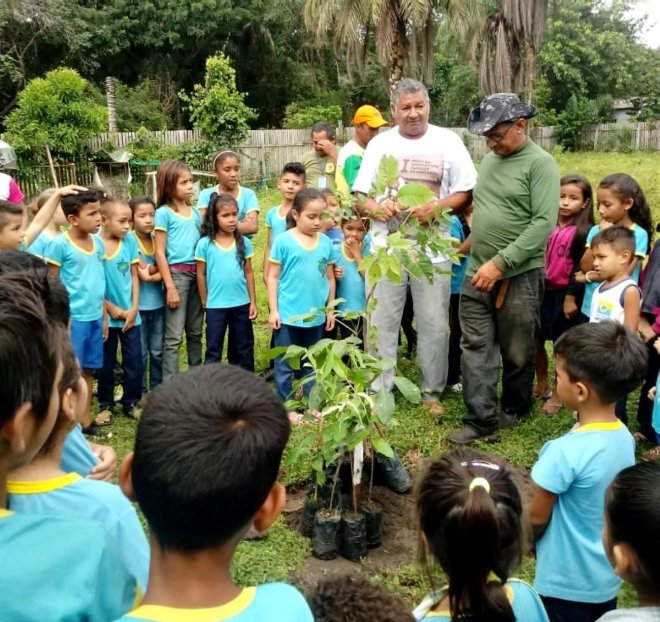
[393,376,422,404]
[376,155,399,187]
[396,183,436,207]
[373,388,395,424]
[372,436,394,458]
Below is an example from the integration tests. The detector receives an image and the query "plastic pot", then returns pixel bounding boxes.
[312,509,341,560]
[301,495,325,538]
[363,503,383,549]
[339,510,367,561]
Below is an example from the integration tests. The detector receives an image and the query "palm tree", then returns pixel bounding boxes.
[302,0,482,89]
[475,0,549,102]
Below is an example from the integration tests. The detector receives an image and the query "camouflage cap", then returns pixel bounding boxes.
[467,93,537,135]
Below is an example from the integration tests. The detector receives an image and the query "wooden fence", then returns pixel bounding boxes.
[13,122,659,199]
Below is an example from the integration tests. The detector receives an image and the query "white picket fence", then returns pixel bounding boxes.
[89,122,659,180]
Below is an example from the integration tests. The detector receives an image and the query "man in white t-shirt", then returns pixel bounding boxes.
[352,79,477,413]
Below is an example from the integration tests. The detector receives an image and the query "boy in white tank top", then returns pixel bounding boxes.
[589,226,641,331]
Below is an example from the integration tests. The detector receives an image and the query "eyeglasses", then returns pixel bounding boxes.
[484,123,514,143]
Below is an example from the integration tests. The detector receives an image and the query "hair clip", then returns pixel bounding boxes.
[468,477,491,494]
[460,460,501,471]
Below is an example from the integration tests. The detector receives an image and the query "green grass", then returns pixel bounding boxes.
[97,151,659,605]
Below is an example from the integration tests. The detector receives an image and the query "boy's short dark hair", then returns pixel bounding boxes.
[554,321,647,404]
[0,251,69,326]
[128,196,156,214]
[0,200,23,230]
[281,161,306,181]
[0,274,62,427]
[60,187,106,218]
[591,225,636,257]
[308,575,414,622]
[132,364,290,552]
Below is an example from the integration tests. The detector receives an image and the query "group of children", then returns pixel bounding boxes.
[526,172,658,439]
[0,258,658,621]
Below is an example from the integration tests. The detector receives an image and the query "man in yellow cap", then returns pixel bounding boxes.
[335,105,388,196]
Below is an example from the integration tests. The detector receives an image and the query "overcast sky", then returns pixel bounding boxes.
[628,0,659,47]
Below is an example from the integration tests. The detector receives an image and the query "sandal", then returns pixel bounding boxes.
[541,400,562,415]
[94,409,112,427]
[642,445,660,461]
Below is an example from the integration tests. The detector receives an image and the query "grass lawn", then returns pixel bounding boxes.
[98,150,658,606]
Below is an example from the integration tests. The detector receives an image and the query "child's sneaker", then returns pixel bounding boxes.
[448,382,463,393]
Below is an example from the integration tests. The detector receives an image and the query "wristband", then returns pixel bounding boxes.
[585,271,595,283]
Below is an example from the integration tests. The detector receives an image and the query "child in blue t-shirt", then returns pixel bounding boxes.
[447,206,472,390]
[27,187,69,259]
[46,188,107,433]
[96,198,143,425]
[332,211,369,344]
[320,188,344,245]
[0,275,138,621]
[154,160,204,378]
[197,150,259,239]
[263,162,306,284]
[597,462,660,622]
[414,448,548,622]
[0,249,118,482]
[529,321,648,622]
[195,193,257,372]
[130,196,164,399]
[0,184,75,253]
[267,188,336,408]
[8,339,149,591]
[113,365,313,622]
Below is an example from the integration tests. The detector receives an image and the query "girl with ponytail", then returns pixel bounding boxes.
[414,449,548,622]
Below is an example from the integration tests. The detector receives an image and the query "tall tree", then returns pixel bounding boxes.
[302,0,482,89]
[473,0,548,102]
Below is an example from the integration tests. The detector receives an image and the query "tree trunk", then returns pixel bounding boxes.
[389,20,407,92]
[106,76,117,133]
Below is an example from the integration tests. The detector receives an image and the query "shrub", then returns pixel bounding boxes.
[5,68,107,162]
[283,103,343,129]
[179,54,256,147]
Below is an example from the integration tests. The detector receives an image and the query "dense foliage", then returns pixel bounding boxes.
[0,0,657,147]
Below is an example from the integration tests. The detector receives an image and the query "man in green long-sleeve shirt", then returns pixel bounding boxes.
[449,93,560,445]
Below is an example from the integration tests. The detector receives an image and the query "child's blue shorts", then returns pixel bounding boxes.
[70,318,104,370]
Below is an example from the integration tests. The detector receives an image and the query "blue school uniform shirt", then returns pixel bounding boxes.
[103,234,142,329]
[0,509,139,622]
[413,578,548,622]
[265,205,289,242]
[531,420,635,602]
[154,205,202,265]
[194,236,254,309]
[130,231,164,311]
[45,232,106,321]
[270,231,334,328]
[115,583,313,622]
[450,215,470,294]
[8,472,150,591]
[28,229,59,260]
[581,223,648,316]
[197,185,259,237]
[326,227,344,245]
[62,424,99,476]
[332,239,370,313]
